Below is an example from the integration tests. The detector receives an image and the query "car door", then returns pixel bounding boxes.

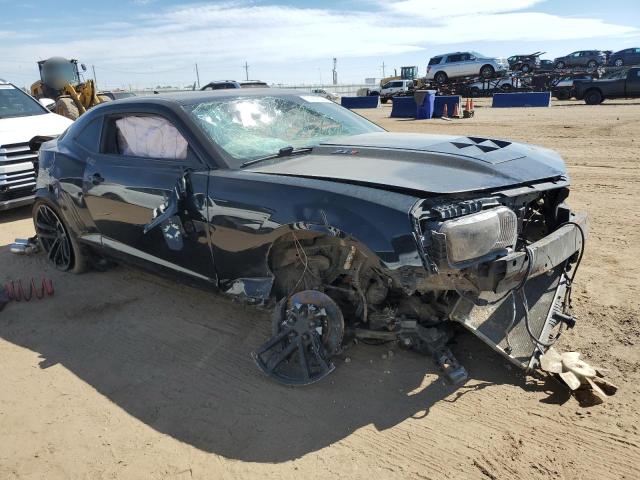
[631,48,640,65]
[627,69,640,95]
[82,111,216,282]
[444,54,462,77]
[567,52,580,67]
[457,53,476,76]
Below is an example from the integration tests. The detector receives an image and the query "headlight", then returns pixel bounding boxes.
[436,206,517,266]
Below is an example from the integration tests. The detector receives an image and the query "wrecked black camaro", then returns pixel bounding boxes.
[32,89,586,386]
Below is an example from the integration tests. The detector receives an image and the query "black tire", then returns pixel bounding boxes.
[500,83,513,91]
[584,89,602,105]
[33,200,87,273]
[470,86,481,97]
[380,97,389,104]
[480,65,495,79]
[521,64,531,73]
[434,71,448,84]
[587,60,597,68]
[555,90,571,100]
[614,58,624,67]
[555,61,565,69]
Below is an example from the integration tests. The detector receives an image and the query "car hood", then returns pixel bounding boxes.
[0,112,72,145]
[246,132,567,195]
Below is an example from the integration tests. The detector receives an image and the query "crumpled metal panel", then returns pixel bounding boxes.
[450,265,566,368]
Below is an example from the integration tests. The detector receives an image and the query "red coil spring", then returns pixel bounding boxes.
[3,278,54,302]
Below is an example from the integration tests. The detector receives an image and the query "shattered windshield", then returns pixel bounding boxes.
[184,95,382,166]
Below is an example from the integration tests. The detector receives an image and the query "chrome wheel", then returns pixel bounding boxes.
[35,204,73,270]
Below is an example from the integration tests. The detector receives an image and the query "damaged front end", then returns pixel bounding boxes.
[253,180,588,388]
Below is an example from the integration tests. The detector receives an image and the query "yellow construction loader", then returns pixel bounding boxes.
[30,57,108,120]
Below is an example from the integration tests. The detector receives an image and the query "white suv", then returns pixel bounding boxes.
[426,52,509,84]
[0,82,72,211]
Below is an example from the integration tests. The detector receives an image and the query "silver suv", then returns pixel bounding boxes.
[426,51,509,84]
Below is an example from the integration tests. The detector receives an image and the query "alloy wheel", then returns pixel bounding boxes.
[35,204,73,270]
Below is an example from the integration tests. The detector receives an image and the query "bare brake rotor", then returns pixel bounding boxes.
[252,290,345,386]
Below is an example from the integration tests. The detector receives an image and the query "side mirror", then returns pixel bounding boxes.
[81,63,87,71]
[39,98,55,110]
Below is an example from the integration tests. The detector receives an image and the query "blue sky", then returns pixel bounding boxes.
[1,0,639,89]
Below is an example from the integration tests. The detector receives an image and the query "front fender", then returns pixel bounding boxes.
[205,170,423,296]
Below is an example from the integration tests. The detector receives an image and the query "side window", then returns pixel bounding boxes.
[460,53,471,61]
[382,82,391,89]
[447,54,462,63]
[103,115,188,160]
[75,116,103,152]
[428,57,442,65]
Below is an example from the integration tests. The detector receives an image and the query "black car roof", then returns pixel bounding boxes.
[113,88,299,107]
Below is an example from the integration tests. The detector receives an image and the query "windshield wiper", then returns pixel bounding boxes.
[241,146,313,168]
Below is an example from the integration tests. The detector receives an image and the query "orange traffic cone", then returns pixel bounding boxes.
[463,98,474,118]
[452,102,460,118]
[441,103,448,118]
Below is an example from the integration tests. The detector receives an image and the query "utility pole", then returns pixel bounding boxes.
[244,61,249,81]
[332,58,337,85]
[381,61,386,78]
[195,63,200,88]
[92,65,97,86]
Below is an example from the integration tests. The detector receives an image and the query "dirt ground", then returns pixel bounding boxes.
[1,98,639,480]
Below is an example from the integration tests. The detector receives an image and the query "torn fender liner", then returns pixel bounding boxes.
[450,265,567,369]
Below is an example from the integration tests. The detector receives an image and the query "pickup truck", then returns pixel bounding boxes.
[574,67,640,104]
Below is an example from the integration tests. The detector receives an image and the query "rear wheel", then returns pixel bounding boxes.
[434,71,448,84]
[521,63,531,73]
[587,60,597,68]
[470,86,481,97]
[380,96,389,104]
[480,65,495,79]
[614,58,624,67]
[33,201,87,273]
[555,61,565,69]
[584,89,602,105]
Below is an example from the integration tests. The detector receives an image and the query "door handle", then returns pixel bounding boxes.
[92,173,105,185]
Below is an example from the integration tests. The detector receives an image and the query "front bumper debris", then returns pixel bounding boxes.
[451,213,587,369]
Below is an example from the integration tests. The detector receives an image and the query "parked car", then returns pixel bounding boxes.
[608,48,640,67]
[101,91,136,101]
[427,51,509,84]
[574,67,640,104]
[0,81,72,211]
[240,80,269,88]
[31,89,586,386]
[553,50,606,69]
[310,88,338,102]
[537,60,555,73]
[201,80,241,91]
[467,76,524,96]
[551,74,593,100]
[376,79,413,103]
[507,52,544,73]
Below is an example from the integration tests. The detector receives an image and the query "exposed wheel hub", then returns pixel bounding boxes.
[252,290,344,386]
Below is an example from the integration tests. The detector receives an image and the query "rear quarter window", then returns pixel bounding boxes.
[429,57,442,65]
